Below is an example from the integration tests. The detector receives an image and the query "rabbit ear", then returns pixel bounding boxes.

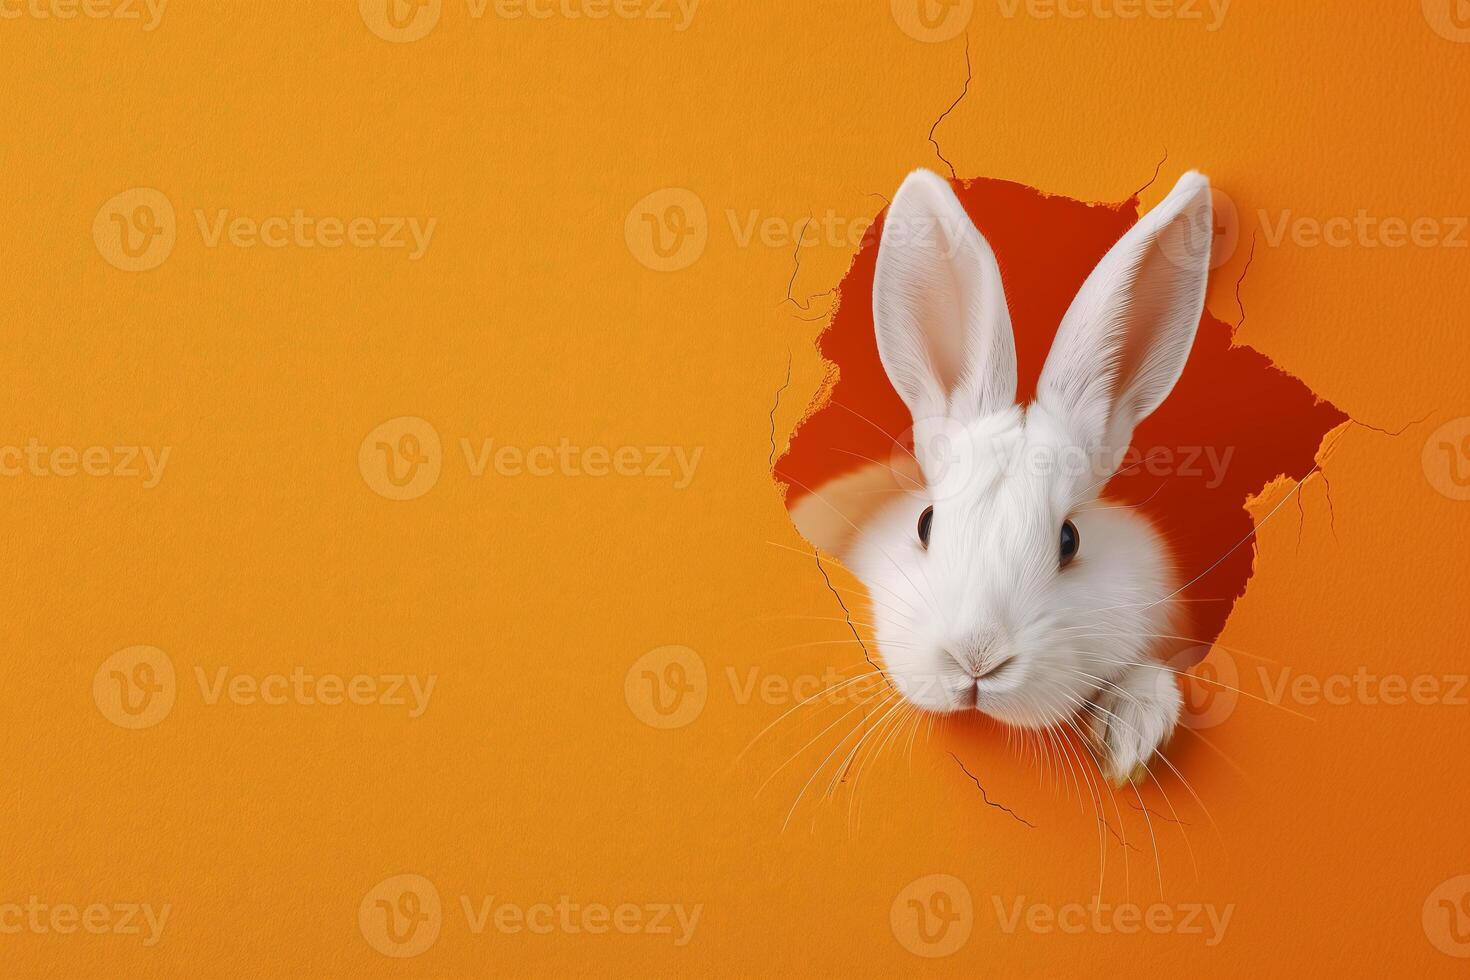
[873,170,1017,442]
[1037,171,1213,475]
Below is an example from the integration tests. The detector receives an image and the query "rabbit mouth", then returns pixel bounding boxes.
[946,676,1017,714]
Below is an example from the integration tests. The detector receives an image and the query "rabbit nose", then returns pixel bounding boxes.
[947,629,1009,679]
[947,653,1013,681]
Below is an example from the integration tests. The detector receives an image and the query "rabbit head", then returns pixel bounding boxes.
[847,168,1214,782]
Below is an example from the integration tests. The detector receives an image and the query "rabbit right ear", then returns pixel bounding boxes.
[1036,171,1213,482]
[873,171,1017,457]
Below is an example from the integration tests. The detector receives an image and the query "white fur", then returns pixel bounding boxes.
[855,169,1212,784]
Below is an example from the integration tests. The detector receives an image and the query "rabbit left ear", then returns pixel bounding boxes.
[873,170,1017,440]
[1037,171,1214,477]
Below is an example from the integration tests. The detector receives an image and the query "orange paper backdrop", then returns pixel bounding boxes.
[1,2,1468,976]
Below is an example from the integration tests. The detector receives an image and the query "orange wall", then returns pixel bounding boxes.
[1,2,1468,976]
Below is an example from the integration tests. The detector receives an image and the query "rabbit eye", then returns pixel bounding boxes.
[917,506,934,549]
[1060,520,1080,567]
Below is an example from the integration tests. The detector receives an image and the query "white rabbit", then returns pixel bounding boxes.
[841,168,1213,785]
